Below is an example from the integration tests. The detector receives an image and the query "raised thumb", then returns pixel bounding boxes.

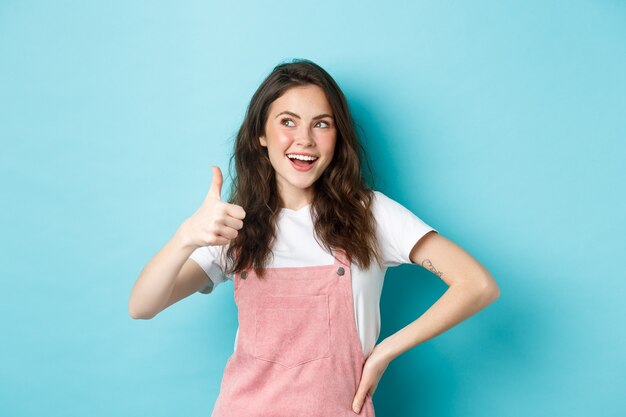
[206,165,223,201]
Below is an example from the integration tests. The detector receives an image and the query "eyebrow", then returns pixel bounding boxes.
[274,111,334,120]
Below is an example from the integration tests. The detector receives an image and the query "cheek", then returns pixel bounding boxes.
[320,132,337,154]
[270,131,296,150]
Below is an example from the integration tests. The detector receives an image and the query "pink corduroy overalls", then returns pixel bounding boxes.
[210,248,376,417]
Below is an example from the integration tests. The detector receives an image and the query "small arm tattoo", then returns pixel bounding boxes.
[421,259,444,278]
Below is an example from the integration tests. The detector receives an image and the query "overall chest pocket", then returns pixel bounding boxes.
[254,293,331,368]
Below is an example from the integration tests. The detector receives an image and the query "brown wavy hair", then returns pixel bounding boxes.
[223,58,383,278]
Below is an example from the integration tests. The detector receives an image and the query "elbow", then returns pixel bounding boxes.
[485,286,500,304]
[129,308,156,320]
[480,279,500,304]
[467,274,500,305]
[128,301,157,320]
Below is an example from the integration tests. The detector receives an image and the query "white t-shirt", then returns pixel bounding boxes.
[189,190,437,359]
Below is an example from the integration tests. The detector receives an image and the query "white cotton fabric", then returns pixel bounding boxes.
[189,190,437,359]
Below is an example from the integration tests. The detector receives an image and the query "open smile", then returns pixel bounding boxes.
[286,155,318,172]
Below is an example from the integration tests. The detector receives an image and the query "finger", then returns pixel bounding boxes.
[222,216,244,231]
[205,166,223,202]
[352,383,371,414]
[225,203,246,220]
[211,235,230,246]
[216,224,239,240]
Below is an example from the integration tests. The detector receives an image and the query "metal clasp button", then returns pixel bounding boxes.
[336,267,345,276]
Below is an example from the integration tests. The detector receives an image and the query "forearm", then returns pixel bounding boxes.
[128,226,197,319]
[377,281,499,362]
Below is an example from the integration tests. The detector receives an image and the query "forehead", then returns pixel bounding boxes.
[268,85,332,114]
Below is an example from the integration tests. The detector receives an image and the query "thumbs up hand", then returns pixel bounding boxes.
[178,166,246,249]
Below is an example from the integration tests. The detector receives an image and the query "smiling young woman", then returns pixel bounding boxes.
[259,84,337,210]
[129,58,499,417]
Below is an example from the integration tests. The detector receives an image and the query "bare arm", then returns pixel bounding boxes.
[128,166,245,320]
[352,230,501,413]
[128,228,212,320]
[378,230,500,361]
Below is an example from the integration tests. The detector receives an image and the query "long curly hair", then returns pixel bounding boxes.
[223,58,383,278]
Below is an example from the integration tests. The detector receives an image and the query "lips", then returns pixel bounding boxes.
[286,155,317,172]
[286,152,319,158]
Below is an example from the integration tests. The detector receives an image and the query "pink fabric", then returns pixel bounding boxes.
[211,248,376,416]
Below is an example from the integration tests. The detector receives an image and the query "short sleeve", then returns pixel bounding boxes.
[188,244,232,294]
[372,190,437,267]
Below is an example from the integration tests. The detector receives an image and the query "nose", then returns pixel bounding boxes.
[295,126,315,147]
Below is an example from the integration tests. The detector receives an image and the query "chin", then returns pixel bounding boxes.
[291,180,317,189]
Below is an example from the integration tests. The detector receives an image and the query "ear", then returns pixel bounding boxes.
[259,135,267,147]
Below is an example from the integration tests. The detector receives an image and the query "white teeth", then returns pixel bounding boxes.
[286,154,318,161]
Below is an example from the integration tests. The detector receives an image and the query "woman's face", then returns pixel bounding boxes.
[260,84,337,207]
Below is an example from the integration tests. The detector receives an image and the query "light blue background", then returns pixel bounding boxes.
[1,1,624,416]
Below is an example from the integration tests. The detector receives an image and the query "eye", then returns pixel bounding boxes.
[316,120,331,128]
[280,118,295,127]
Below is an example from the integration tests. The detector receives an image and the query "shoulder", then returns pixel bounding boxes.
[369,189,434,228]
[368,189,437,265]
[189,244,233,284]
[369,190,412,217]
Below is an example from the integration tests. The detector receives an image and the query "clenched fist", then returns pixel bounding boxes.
[178,166,246,249]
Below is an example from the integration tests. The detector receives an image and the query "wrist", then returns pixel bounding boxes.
[378,335,401,363]
[173,220,197,252]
